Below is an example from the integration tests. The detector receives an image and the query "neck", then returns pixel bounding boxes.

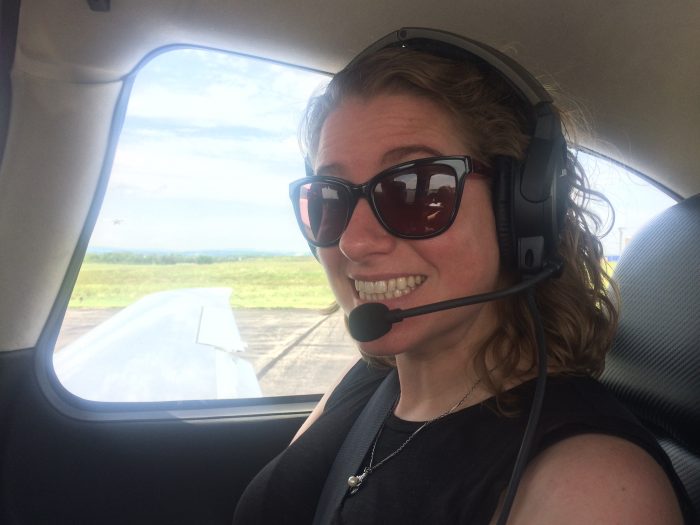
[393,349,490,422]
[386,299,542,421]
[392,304,498,421]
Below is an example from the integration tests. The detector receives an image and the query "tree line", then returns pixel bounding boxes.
[84,252,230,265]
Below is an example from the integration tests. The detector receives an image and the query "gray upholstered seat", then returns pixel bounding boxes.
[601,193,700,516]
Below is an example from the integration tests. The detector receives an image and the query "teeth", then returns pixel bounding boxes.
[396,277,407,290]
[354,275,425,301]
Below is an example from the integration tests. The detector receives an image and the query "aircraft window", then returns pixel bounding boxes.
[53,48,360,403]
[52,49,677,404]
[578,150,677,265]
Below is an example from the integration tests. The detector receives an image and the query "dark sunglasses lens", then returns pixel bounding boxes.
[296,181,349,245]
[374,164,458,237]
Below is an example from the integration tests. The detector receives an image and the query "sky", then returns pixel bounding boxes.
[89,48,676,257]
[90,48,328,255]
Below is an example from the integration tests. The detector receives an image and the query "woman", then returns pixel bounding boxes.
[234,29,691,524]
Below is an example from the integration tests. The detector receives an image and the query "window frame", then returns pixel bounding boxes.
[38,44,331,422]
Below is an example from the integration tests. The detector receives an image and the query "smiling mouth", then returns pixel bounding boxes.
[354,275,425,301]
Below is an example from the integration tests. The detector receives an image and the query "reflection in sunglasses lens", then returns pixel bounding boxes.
[376,169,457,237]
[300,182,348,245]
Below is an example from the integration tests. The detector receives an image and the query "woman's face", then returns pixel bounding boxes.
[315,93,501,359]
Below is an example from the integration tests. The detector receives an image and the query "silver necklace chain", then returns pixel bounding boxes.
[347,375,484,495]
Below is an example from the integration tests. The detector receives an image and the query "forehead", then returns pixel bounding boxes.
[315,94,472,173]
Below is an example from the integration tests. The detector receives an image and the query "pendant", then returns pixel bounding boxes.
[347,468,368,495]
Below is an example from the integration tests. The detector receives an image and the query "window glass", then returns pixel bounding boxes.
[577,151,677,267]
[53,49,677,403]
[54,49,359,402]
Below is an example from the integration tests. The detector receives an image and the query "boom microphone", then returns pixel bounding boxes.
[348,260,562,342]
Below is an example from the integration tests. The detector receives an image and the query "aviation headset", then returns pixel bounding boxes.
[306,27,569,275]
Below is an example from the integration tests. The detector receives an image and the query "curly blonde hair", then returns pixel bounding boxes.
[301,47,618,399]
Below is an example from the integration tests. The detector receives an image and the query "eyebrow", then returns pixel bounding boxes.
[314,144,446,178]
[381,145,445,165]
[314,163,343,178]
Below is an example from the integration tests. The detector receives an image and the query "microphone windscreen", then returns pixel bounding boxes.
[348,303,392,342]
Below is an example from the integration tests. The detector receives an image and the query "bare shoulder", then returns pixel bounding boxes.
[501,433,684,525]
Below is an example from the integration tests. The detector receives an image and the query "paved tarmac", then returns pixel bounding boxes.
[57,308,359,397]
[234,309,358,396]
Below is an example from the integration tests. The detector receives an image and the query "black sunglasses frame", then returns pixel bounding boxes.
[289,155,493,247]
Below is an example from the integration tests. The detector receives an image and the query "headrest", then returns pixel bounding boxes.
[602,194,700,451]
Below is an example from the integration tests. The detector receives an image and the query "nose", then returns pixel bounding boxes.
[338,198,395,261]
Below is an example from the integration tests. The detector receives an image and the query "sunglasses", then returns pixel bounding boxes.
[289,155,494,247]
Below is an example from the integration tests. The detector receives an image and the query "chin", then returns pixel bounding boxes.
[353,316,426,358]
[356,339,402,359]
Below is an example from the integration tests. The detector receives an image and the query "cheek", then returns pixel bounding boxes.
[466,181,498,247]
[474,204,500,266]
[317,248,340,284]
[318,249,353,308]
[440,184,500,286]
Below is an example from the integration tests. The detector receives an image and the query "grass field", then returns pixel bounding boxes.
[69,256,336,309]
[69,254,619,310]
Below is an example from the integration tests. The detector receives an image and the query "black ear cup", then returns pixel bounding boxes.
[493,141,566,274]
[493,156,517,268]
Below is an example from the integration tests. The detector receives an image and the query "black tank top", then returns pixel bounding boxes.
[233,360,694,524]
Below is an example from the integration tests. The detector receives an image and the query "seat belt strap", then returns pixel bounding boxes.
[312,368,399,525]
